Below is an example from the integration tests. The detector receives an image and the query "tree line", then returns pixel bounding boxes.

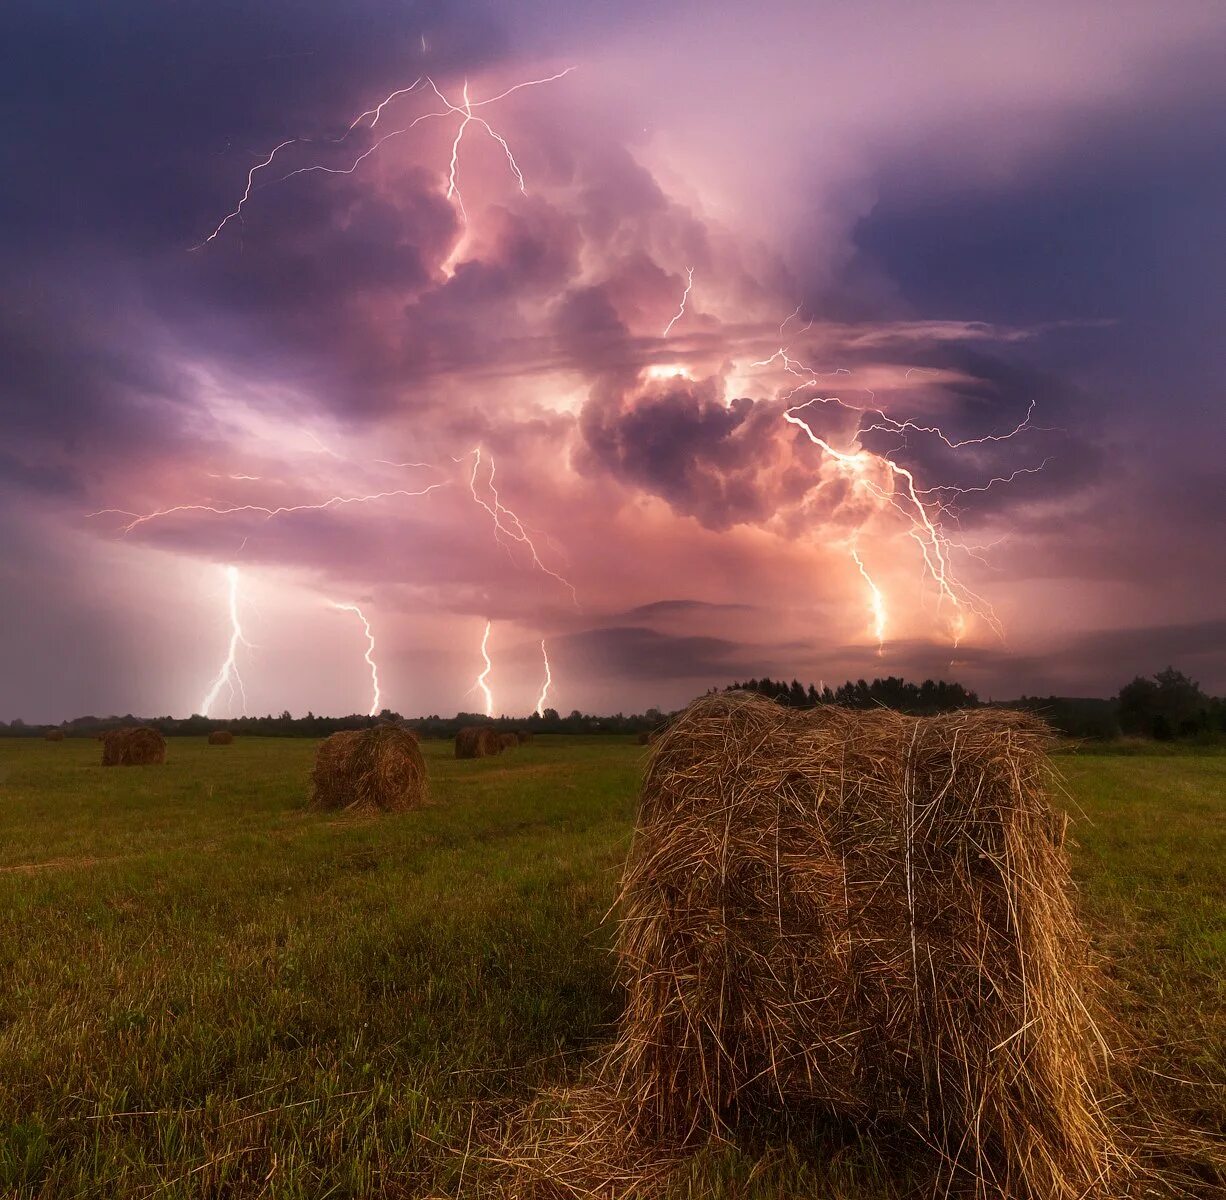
[3,667,1220,742]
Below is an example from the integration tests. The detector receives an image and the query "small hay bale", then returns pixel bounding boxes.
[498,732,519,751]
[44,729,65,742]
[635,730,651,745]
[607,690,1127,1198]
[100,726,166,766]
[515,730,534,745]
[207,729,234,745]
[309,725,426,813]
[455,725,501,758]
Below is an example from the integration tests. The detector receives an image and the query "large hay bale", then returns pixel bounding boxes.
[309,725,426,813]
[207,729,234,745]
[43,729,65,742]
[100,726,166,766]
[498,732,519,752]
[455,725,501,759]
[610,691,1125,1198]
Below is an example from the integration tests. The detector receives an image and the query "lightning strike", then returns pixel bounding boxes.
[330,602,382,717]
[661,266,694,337]
[469,620,495,717]
[198,67,576,245]
[535,639,552,716]
[200,565,248,717]
[850,542,887,655]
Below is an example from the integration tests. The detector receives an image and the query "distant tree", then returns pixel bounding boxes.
[1117,667,1208,739]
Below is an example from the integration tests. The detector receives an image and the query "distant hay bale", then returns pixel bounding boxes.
[100,726,166,767]
[498,732,519,751]
[207,729,234,746]
[309,725,426,813]
[635,730,651,745]
[602,691,1127,1198]
[515,730,534,745]
[455,725,501,759]
[43,729,65,742]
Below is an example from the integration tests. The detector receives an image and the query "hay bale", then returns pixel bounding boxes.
[515,730,534,745]
[635,730,651,745]
[43,729,65,742]
[609,691,1125,1198]
[207,729,234,745]
[498,732,519,751]
[309,725,426,813]
[100,726,166,766]
[455,725,501,758]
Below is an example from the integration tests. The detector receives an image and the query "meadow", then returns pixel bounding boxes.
[0,735,1221,1198]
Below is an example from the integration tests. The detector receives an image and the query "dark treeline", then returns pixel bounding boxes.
[724,676,979,713]
[0,706,668,740]
[4,667,1221,742]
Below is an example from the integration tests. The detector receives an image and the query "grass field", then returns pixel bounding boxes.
[0,735,1221,1198]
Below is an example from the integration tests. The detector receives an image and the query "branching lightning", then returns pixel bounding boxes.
[758,320,1046,648]
[90,480,447,535]
[662,266,694,337]
[535,639,552,716]
[197,67,576,246]
[464,447,578,604]
[200,565,248,717]
[330,602,382,717]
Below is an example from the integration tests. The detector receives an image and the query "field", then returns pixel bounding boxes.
[0,735,1221,1198]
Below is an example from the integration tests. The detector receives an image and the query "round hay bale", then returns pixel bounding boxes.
[455,725,501,759]
[610,691,1124,1197]
[515,729,534,745]
[101,726,166,766]
[207,729,234,745]
[310,725,426,813]
[635,730,651,745]
[44,729,66,742]
[498,732,519,751]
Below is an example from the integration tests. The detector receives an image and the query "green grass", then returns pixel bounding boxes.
[0,736,1221,1198]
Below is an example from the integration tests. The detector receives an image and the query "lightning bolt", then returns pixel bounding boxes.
[197,67,576,246]
[330,602,381,717]
[661,266,694,338]
[200,565,248,717]
[89,481,447,535]
[469,619,495,717]
[751,314,1044,647]
[535,639,552,716]
[464,447,578,604]
[849,541,887,655]
[784,401,1004,645]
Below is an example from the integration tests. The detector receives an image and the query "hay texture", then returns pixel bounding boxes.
[605,691,1126,1199]
[100,726,166,766]
[207,729,234,745]
[43,729,65,742]
[498,732,519,751]
[310,725,427,813]
[456,726,501,759]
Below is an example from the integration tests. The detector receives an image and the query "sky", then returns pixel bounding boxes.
[1,0,1224,722]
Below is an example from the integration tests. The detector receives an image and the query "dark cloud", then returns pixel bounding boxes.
[559,626,747,682]
[578,374,813,529]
